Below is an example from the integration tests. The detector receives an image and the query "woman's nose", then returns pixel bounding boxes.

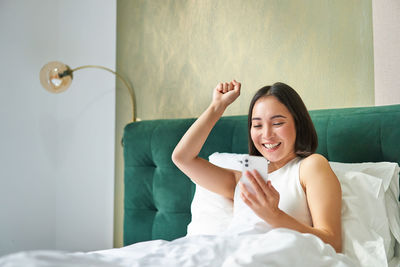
[262,126,273,138]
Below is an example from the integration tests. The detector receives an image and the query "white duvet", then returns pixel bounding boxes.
[0,228,354,267]
[1,158,400,266]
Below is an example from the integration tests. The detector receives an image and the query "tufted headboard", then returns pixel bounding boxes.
[122,104,400,246]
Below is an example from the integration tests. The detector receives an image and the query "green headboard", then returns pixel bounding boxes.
[122,104,400,246]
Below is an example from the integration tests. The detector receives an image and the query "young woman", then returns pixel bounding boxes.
[172,80,342,253]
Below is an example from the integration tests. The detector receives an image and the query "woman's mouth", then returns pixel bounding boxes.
[263,142,281,150]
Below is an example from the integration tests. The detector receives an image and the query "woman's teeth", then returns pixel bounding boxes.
[263,143,281,149]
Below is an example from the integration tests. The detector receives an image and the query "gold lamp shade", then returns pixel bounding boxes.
[39,61,136,121]
[40,61,73,93]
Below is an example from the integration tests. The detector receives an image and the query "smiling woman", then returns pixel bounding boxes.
[172,81,342,252]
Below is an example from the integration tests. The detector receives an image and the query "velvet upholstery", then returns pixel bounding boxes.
[123,104,400,246]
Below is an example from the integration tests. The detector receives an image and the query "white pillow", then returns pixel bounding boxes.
[329,162,400,265]
[186,153,244,236]
[332,168,390,266]
[187,152,400,265]
[329,161,400,246]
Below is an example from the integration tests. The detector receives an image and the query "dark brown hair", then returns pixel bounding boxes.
[248,82,317,158]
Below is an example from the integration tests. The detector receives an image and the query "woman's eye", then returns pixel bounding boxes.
[253,125,262,128]
[273,122,284,126]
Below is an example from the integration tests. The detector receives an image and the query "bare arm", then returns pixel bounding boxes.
[299,154,342,252]
[172,80,242,199]
[240,154,342,252]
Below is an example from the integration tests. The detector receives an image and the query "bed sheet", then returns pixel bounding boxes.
[0,228,355,267]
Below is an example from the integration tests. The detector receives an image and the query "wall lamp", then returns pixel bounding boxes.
[39,61,136,122]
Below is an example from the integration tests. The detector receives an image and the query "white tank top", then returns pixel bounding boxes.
[227,157,313,234]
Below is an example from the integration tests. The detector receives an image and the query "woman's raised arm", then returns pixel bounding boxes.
[172,80,242,199]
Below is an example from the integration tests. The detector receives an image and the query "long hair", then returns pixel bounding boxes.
[248,82,317,157]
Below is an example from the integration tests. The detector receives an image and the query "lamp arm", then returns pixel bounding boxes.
[71,65,135,122]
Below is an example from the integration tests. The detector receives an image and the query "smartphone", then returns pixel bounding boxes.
[240,155,269,193]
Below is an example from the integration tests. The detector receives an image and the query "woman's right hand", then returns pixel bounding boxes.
[212,80,241,108]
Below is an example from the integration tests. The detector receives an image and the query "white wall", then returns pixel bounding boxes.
[373,0,400,105]
[0,0,115,256]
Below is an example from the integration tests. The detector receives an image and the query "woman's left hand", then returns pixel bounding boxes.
[240,170,283,225]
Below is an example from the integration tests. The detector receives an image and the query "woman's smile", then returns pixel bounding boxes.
[263,142,281,150]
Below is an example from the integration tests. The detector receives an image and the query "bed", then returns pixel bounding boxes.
[1,104,400,266]
[121,103,400,266]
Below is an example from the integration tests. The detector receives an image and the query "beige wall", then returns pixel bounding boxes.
[114,0,374,247]
[372,0,400,106]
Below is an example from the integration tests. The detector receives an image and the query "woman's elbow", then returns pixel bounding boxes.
[171,147,188,168]
[171,149,181,166]
[331,237,342,253]
[335,243,342,254]
[318,228,342,253]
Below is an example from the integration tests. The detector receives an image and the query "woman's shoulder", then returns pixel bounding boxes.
[299,154,334,183]
[301,153,329,167]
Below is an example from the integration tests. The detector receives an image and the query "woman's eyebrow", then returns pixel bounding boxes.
[270,115,287,119]
[252,115,287,121]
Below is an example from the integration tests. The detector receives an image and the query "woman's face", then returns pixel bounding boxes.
[250,96,297,171]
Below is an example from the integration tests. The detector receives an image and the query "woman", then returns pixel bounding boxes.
[172,80,342,253]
